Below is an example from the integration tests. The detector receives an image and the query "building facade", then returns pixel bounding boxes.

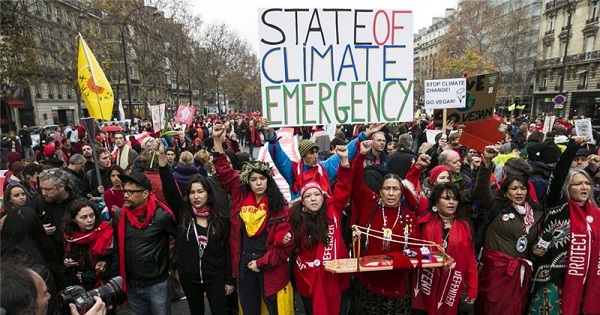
[533,0,600,120]
[414,9,456,106]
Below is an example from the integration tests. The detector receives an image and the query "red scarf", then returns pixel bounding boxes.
[193,205,210,217]
[250,125,256,144]
[563,199,600,315]
[118,193,174,294]
[64,221,114,257]
[64,221,114,288]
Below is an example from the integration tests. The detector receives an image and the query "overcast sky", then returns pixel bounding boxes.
[189,0,459,53]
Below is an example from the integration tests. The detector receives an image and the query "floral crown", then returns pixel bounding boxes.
[239,161,274,184]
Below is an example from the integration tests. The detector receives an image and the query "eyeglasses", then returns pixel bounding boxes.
[124,189,146,195]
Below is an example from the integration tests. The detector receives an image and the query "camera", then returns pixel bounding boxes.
[60,276,125,313]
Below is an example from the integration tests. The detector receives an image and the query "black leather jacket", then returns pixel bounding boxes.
[113,204,177,288]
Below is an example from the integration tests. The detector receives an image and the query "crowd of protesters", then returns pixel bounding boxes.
[1,111,599,315]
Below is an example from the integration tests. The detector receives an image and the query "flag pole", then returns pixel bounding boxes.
[79,33,106,121]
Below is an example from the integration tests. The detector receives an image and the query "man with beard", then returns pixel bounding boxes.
[113,172,176,315]
[64,154,87,198]
[82,148,112,197]
[80,143,95,172]
[112,132,138,171]
[28,167,85,254]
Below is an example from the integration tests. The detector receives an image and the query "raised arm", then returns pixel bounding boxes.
[154,139,183,218]
[329,146,353,214]
[263,119,293,186]
[546,137,587,207]
[212,124,244,206]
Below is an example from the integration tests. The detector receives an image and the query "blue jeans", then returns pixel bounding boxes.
[127,280,171,315]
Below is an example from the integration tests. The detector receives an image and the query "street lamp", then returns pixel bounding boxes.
[119,6,161,122]
[557,0,578,118]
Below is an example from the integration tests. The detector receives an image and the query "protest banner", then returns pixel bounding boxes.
[257,127,298,201]
[175,104,196,125]
[258,8,414,127]
[425,129,442,144]
[149,104,166,132]
[574,118,594,143]
[424,78,466,110]
[433,73,499,125]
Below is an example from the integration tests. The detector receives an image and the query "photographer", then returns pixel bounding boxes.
[0,262,107,315]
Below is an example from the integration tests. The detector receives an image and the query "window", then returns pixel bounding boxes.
[543,75,548,87]
[44,2,50,15]
[564,10,572,27]
[547,16,555,32]
[591,2,598,19]
[545,45,552,59]
[586,36,595,53]
[579,73,588,88]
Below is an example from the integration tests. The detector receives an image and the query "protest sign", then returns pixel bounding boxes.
[257,127,298,201]
[542,116,555,136]
[574,118,594,142]
[175,104,196,125]
[433,73,499,125]
[424,78,466,109]
[258,8,414,127]
[459,118,508,153]
[149,104,166,132]
[425,129,442,144]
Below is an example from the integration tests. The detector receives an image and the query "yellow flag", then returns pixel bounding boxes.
[77,34,114,120]
[508,103,516,111]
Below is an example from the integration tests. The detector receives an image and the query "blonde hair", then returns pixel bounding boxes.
[179,151,194,165]
[195,150,215,175]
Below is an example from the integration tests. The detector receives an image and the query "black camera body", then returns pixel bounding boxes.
[60,276,125,313]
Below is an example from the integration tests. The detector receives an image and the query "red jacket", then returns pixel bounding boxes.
[213,153,293,298]
[412,217,477,315]
[351,153,425,298]
[293,162,352,315]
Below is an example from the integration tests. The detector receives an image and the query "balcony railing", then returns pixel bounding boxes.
[545,29,554,35]
[577,83,587,89]
[539,86,547,91]
[554,85,560,90]
[535,50,600,67]
[546,0,567,11]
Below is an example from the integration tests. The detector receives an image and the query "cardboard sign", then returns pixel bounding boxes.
[424,78,467,109]
[175,104,196,125]
[542,116,556,136]
[258,8,414,126]
[574,118,594,142]
[433,73,499,125]
[459,118,508,153]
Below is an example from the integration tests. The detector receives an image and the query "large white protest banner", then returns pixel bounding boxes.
[149,104,165,132]
[424,78,466,110]
[258,8,414,127]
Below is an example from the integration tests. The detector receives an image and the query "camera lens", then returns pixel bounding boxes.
[88,276,125,306]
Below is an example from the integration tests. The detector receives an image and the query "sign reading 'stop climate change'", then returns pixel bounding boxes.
[258,8,414,127]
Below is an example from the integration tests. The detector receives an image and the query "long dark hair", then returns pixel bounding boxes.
[181,175,227,237]
[2,183,30,213]
[497,175,541,212]
[107,164,124,188]
[0,207,62,278]
[244,170,286,216]
[428,183,469,221]
[290,198,331,250]
[63,199,100,235]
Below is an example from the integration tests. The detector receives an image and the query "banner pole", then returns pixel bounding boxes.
[442,109,447,133]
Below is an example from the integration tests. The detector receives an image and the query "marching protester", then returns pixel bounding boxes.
[102,165,125,216]
[411,183,478,315]
[530,136,600,315]
[212,123,294,315]
[475,148,545,315]
[156,140,234,315]
[290,144,353,315]
[62,199,118,314]
[114,171,177,315]
[112,132,138,171]
[350,140,426,315]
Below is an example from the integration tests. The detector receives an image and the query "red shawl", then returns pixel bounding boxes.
[412,217,477,315]
[563,199,600,315]
[118,193,174,294]
[294,205,350,315]
[64,221,114,257]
